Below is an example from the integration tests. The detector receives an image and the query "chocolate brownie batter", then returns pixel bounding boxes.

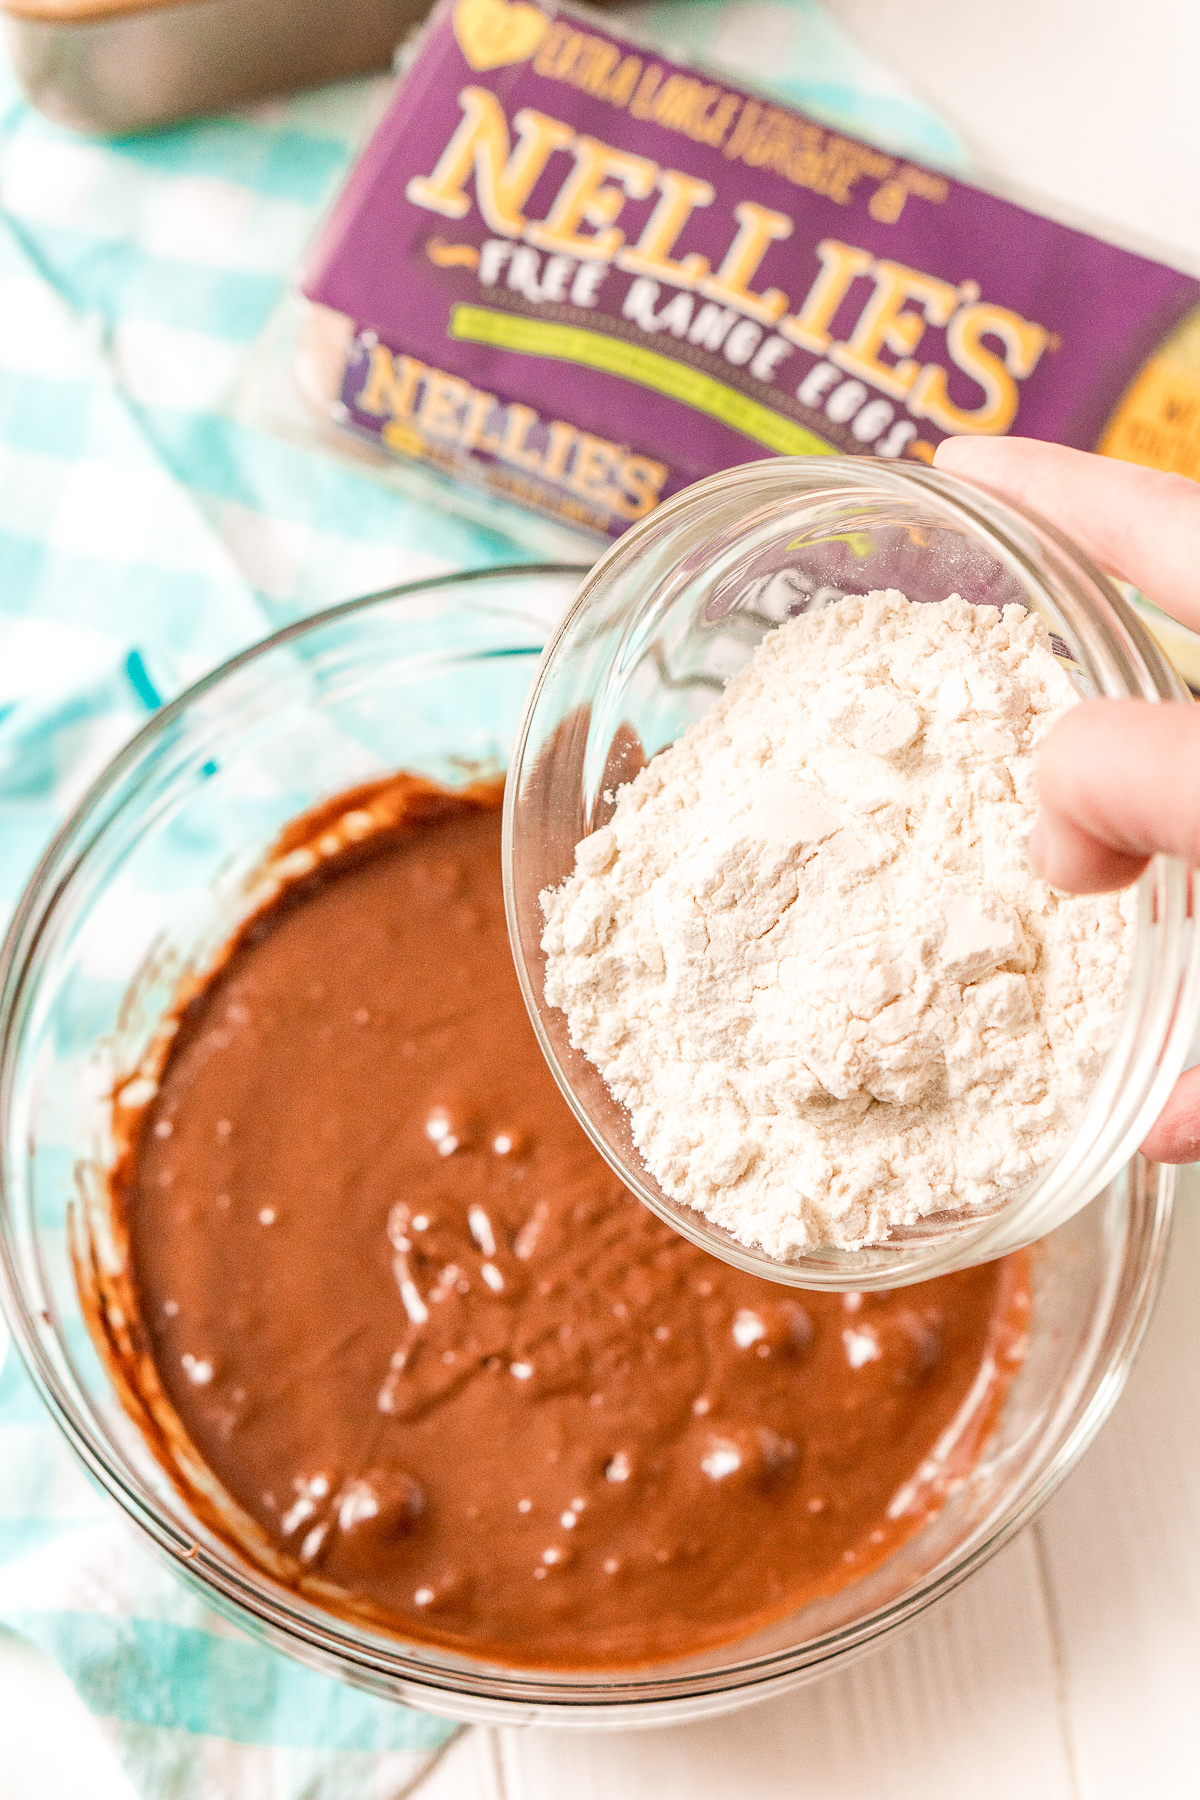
[104,776,1029,1669]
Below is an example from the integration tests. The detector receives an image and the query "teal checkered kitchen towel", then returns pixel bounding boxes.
[0,8,963,1795]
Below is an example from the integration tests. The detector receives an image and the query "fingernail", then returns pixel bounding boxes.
[1027,816,1048,878]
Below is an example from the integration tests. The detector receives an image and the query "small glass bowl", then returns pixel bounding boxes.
[504,457,1200,1290]
[0,568,1178,1725]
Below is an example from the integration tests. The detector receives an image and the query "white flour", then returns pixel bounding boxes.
[541,590,1134,1256]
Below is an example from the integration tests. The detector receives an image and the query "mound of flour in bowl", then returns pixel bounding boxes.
[540,590,1135,1256]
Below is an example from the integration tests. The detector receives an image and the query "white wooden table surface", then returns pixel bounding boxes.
[3,1,1199,1794]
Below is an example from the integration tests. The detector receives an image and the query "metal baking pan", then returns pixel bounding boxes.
[3,0,633,135]
[2,0,431,133]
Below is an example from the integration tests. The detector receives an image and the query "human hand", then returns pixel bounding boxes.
[933,436,1200,1162]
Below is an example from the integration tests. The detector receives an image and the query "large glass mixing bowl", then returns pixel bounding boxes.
[504,459,1200,1290]
[0,567,1176,1726]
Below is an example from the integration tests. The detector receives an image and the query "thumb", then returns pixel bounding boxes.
[1028,697,1200,894]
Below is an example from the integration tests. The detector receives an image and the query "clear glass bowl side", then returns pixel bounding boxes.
[504,458,1200,1289]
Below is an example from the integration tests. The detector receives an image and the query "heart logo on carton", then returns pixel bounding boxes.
[453,0,550,71]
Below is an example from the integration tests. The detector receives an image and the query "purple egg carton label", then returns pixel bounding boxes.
[300,0,1200,538]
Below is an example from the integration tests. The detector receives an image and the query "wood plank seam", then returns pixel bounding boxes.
[1032,1520,1085,1800]
[400,1725,472,1799]
[482,1726,511,1800]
